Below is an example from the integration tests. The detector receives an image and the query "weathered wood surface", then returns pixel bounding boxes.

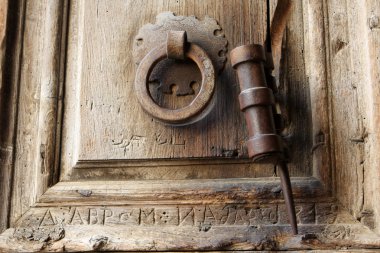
[61,0,313,181]
[0,0,9,234]
[9,0,67,226]
[1,0,320,233]
[303,0,332,189]
[0,0,26,233]
[1,0,379,251]
[364,0,380,235]
[1,203,380,252]
[36,178,325,206]
[326,0,380,234]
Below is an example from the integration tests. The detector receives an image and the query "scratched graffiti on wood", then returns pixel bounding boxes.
[111,132,186,155]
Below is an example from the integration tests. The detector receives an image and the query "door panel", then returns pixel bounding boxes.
[61,0,312,181]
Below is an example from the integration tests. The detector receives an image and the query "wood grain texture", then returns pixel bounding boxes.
[326,0,380,233]
[361,0,380,235]
[1,203,380,252]
[327,0,365,221]
[0,0,27,233]
[9,0,67,225]
[271,0,292,74]
[61,0,313,181]
[0,0,9,233]
[36,178,325,206]
[302,0,332,188]
[5,0,379,251]
[279,0,313,177]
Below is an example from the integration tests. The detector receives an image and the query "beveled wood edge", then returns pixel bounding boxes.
[59,0,84,180]
[7,0,69,226]
[0,0,9,233]
[36,177,326,206]
[0,0,26,232]
[74,158,254,168]
[304,0,333,190]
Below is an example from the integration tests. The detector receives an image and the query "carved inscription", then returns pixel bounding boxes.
[111,132,186,154]
[315,203,339,224]
[18,205,279,228]
[17,204,339,229]
[278,204,315,224]
[154,133,185,146]
[111,135,146,154]
[8,204,380,251]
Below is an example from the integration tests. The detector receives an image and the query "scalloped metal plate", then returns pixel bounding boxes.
[133,12,228,97]
[133,11,228,70]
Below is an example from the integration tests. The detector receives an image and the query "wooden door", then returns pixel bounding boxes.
[1,0,380,251]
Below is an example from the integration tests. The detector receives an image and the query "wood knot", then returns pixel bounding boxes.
[369,15,380,29]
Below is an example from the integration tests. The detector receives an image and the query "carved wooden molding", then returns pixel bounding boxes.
[0,0,10,232]
[1,203,380,251]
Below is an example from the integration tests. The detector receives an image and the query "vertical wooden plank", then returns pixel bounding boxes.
[0,0,6,55]
[363,0,380,234]
[303,0,332,187]
[326,0,380,231]
[10,0,67,225]
[327,0,363,210]
[0,0,26,232]
[0,0,10,232]
[59,0,83,179]
[34,0,67,196]
[280,0,313,177]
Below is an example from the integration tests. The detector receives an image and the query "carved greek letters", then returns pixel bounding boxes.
[155,207,179,225]
[40,210,56,226]
[17,204,339,229]
[70,208,85,225]
[249,206,277,225]
[278,204,316,224]
[179,207,195,225]
[140,208,155,225]
[118,208,140,225]
[204,205,228,225]
[89,208,99,225]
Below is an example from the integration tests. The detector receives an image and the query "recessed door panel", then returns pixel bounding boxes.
[60,0,312,180]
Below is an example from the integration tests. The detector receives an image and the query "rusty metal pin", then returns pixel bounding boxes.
[167,30,187,60]
[278,161,298,235]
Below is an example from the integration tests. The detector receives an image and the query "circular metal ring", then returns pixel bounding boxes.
[134,43,215,125]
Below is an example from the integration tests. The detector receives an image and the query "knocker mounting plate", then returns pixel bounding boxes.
[132,12,228,125]
[133,11,228,73]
